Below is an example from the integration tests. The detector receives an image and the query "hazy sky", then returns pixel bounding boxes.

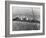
[12,6,40,20]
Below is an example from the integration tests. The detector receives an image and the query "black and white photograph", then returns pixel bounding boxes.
[12,5,40,31]
[10,4,43,34]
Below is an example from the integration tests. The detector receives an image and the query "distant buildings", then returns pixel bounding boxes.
[13,16,40,23]
[13,16,29,21]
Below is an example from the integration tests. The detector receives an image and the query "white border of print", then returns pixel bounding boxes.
[10,4,43,34]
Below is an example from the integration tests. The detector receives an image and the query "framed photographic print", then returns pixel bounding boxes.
[5,1,45,37]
